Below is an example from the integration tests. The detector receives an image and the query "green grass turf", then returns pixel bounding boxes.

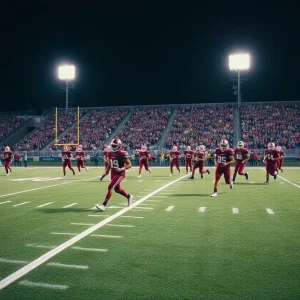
[0,166,299,299]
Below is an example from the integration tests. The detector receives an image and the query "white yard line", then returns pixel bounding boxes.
[71,223,95,226]
[13,202,30,207]
[63,203,77,208]
[0,176,100,199]
[36,202,53,208]
[199,207,206,213]
[71,247,108,252]
[90,234,122,238]
[133,207,153,210]
[144,199,161,202]
[26,244,56,249]
[121,216,144,219]
[19,280,68,290]
[0,201,11,205]
[51,232,78,236]
[47,262,88,270]
[0,173,189,290]
[266,208,275,215]
[165,206,174,211]
[0,258,29,264]
[232,208,239,214]
[105,224,134,227]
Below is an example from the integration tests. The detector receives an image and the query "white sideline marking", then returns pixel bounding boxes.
[36,202,53,208]
[26,244,56,249]
[260,168,300,189]
[0,258,29,264]
[0,201,11,205]
[105,224,134,227]
[145,199,161,202]
[19,280,68,290]
[90,234,122,238]
[13,202,30,207]
[134,207,153,210]
[232,208,239,214]
[47,262,88,270]
[71,247,107,252]
[106,205,123,209]
[0,173,189,290]
[199,207,206,213]
[138,203,157,207]
[266,208,275,215]
[121,216,144,219]
[63,203,77,208]
[51,232,78,236]
[71,223,95,226]
[88,214,110,217]
[138,180,144,182]
[166,206,174,211]
[0,176,99,199]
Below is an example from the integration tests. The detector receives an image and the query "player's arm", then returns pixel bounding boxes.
[214,154,218,165]
[224,155,234,166]
[104,163,111,175]
[116,158,132,173]
[242,153,250,164]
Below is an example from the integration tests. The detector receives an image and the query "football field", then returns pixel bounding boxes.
[0,166,299,299]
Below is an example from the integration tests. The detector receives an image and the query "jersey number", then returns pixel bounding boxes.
[217,156,227,163]
[110,159,119,168]
[266,154,274,160]
[236,154,242,160]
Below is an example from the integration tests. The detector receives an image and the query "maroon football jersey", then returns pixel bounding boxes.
[264,149,280,164]
[138,150,150,161]
[169,150,180,161]
[108,150,129,176]
[75,151,85,161]
[62,150,72,161]
[234,148,249,162]
[215,148,234,167]
[193,151,206,161]
[279,150,285,159]
[2,151,13,162]
[184,150,194,160]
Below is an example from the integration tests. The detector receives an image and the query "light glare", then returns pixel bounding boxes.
[229,54,250,70]
[58,65,75,80]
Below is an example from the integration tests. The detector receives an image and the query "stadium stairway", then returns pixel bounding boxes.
[233,106,241,147]
[157,108,178,149]
[105,109,134,144]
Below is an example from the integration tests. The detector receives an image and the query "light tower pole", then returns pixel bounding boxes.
[58,65,75,112]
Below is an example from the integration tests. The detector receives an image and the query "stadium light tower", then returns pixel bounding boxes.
[229,54,250,108]
[58,65,75,112]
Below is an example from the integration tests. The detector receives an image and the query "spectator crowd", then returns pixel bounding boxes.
[0,115,29,141]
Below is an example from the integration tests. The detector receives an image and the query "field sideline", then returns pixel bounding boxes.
[0,166,299,299]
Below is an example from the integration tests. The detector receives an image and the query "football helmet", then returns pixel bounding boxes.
[172,146,178,151]
[237,141,244,149]
[77,145,82,151]
[276,146,281,151]
[111,138,122,152]
[220,139,229,152]
[63,146,69,151]
[268,142,275,150]
[5,146,10,151]
[195,146,201,152]
[141,145,147,151]
[186,146,191,151]
[199,145,206,151]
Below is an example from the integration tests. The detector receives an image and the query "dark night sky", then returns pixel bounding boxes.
[1,2,299,113]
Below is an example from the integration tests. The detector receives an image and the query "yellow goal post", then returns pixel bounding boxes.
[54,107,80,146]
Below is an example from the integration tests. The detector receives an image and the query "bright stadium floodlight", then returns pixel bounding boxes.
[229,53,250,109]
[58,65,76,111]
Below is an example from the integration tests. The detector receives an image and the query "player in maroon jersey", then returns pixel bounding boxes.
[96,138,133,211]
[137,145,151,177]
[184,146,194,174]
[2,146,13,175]
[276,146,284,172]
[75,145,88,174]
[210,140,234,197]
[264,142,280,184]
[169,146,181,176]
[232,141,250,183]
[188,145,210,179]
[62,146,75,177]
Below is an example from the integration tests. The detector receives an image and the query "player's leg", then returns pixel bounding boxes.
[144,161,151,174]
[278,159,283,172]
[232,163,239,183]
[68,161,75,175]
[238,163,248,180]
[96,174,117,211]
[138,161,143,177]
[211,168,222,197]
[113,178,134,206]
[62,162,67,176]
[170,161,174,176]
[4,162,9,175]
[77,161,81,173]
[185,160,189,173]
[176,161,181,175]
[189,162,198,179]
[269,164,277,180]
[224,168,233,189]
[82,160,88,172]
[265,164,270,184]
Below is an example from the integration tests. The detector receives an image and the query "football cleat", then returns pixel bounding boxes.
[210,192,218,197]
[264,181,269,185]
[110,138,122,152]
[137,175,141,178]
[268,142,275,150]
[169,174,173,176]
[100,174,106,181]
[188,176,194,179]
[237,141,244,149]
[200,174,203,179]
[207,169,210,175]
[245,173,249,180]
[96,204,106,211]
[230,182,233,189]
[127,194,134,207]
[220,139,229,151]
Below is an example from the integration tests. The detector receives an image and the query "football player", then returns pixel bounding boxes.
[75,145,88,174]
[184,146,194,174]
[137,145,151,177]
[276,146,284,172]
[96,138,133,211]
[2,146,13,175]
[62,146,75,177]
[264,142,280,184]
[189,145,210,179]
[169,146,181,176]
[232,141,249,183]
[210,139,234,197]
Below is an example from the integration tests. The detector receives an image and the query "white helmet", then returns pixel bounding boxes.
[276,146,281,151]
[172,146,178,151]
[141,145,147,151]
[268,142,275,150]
[220,139,229,152]
[63,145,69,151]
[199,145,206,151]
[5,146,10,152]
[237,141,244,149]
[77,145,82,151]
[111,138,122,152]
[195,146,201,152]
[186,146,191,151]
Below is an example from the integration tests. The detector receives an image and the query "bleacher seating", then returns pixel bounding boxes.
[0,116,29,141]
[240,103,300,149]
[166,104,234,150]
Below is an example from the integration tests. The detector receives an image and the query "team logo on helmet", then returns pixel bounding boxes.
[111,138,122,152]
[220,139,229,152]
